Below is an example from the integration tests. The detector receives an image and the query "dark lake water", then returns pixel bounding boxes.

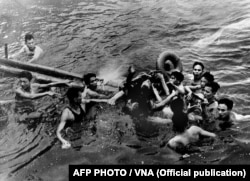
[1,0,250,180]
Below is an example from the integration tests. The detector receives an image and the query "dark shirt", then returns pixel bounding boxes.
[64,106,85,129]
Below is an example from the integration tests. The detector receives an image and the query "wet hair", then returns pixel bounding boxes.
[19,71,33,81]
[205,81,220,93]
[193,61,204,70]
[170,97,184,113]
[202,72,214,83]
[66,87,82,101]
[171,71,184,82]
[218,98,234,110]
[170,98,188,133]
[83,73,96,85]
[25,33,34,43]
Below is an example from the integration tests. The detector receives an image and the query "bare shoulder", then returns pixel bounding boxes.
[189,125,201,131]
[61,108,74,120]
[36,45,43,52]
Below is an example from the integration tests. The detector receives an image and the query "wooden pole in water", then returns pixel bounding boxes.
[4,44,8,59]
[0,58,83,80]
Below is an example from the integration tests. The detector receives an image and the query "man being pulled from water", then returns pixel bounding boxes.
[10,33,43,63]
[57,87,85,149]
[167,98,216,153]
[108,66,178,117]
[215,98,250,131]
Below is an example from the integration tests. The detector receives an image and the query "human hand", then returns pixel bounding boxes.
[186,92,193,101]
[108,98,116,105]
[47,91,58,97]
[61,140,71,149]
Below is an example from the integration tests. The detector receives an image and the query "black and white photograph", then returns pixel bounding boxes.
[0,0,250,180]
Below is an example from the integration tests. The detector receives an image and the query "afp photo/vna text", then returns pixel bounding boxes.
[69,165,250,180]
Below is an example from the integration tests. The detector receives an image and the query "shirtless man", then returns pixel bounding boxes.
[215,98,250,130]
[11,33,43,63]
[167,98,216,152]
[56,87,85,149]
[167,125,216,151]
[14,71,69,121]
[15,71,57,101]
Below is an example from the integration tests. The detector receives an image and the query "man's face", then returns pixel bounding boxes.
[89,76,97,90]
[217,103,230,119]
[203,86,213,100]
[170,75,179,85]
[74,91,82,104]
[193,65,203,79]
[20,78,30,91]
[200,77,208,88]
[25,39,35,51]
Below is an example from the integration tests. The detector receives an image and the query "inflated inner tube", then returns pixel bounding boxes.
[156,51,183,76]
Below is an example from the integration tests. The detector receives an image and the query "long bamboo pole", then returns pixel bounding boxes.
[0,58,82,80]
[0,65,69,82]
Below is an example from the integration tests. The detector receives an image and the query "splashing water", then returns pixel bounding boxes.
[97,59,128,85]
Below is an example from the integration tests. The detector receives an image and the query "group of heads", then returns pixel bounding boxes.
[192,61,220,100]
[192,62,235,117]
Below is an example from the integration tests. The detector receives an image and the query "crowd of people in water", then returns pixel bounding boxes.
[6,33,250,152]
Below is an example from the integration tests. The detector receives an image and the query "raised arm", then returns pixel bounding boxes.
[152,83,162,102]
[151,91,176,110]
[156,73,169,96]
[173,83,185,95]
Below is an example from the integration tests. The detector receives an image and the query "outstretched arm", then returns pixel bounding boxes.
[33,80,71,89]
[15,88,54,99]
[232,112,250,122]
[87,88,109,98]
[197,126,216,137]
[108,90,125,105]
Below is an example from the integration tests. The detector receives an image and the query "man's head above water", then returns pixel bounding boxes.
[217,98,234,120]
[24,33,36,51]
[18,71,33,91]
[83,73,97,90]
